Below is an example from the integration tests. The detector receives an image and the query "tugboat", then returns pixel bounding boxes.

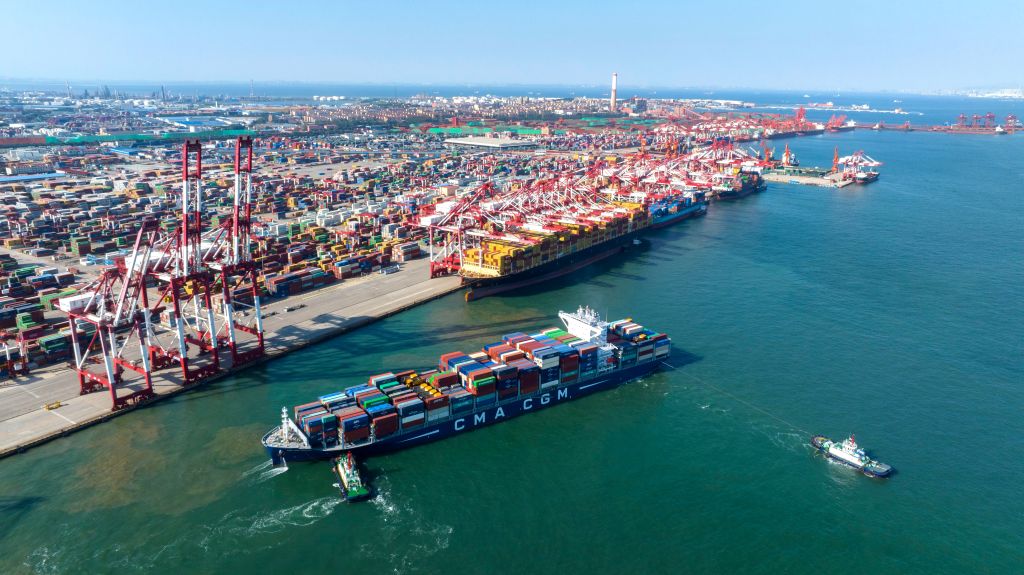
[811,434,892,477]
[332,452,371,501]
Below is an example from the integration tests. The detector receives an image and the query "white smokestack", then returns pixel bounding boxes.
[610,72,618,112]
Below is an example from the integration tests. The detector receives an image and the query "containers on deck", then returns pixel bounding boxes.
[288,319,668,446]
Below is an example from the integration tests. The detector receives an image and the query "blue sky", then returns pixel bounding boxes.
[6,0,1022,91]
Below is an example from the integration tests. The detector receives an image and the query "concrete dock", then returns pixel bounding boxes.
[0,258,463,458]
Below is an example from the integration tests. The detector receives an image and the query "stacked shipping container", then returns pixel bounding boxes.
[290,319,667,448]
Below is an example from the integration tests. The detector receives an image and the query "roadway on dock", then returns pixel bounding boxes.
[0,258,463,457]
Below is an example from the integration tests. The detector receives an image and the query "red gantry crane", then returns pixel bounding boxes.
[60,138,266,410]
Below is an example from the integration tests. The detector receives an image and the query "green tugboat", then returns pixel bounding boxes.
[332,452,370,501]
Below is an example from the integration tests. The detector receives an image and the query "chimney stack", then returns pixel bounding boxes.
[610,72,618,112]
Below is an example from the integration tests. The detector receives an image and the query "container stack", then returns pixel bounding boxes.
[391,242,421,262]
[288,317,669,448]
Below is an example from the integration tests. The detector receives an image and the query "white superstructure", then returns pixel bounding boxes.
[559,306,609,344]
[826,435,869,469]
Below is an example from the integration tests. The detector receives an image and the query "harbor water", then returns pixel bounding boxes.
[0,129,1021,573]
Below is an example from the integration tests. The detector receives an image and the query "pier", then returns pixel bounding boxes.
[0,258,462,459]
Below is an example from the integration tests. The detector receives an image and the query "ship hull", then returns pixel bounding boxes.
[464,201,709,301]
[265,360,661,464]
[463,228,643,301]
[766,128,826,139]
[650,201,708,229]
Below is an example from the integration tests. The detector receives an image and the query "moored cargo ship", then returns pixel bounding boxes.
[459,200,652,300]
[461,190,708,300]
[262,307,671,465]
[649,190,708,228]
[713,170,766,201]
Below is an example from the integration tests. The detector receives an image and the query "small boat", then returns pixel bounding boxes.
[332,452,371,501]
[811,434,892,477]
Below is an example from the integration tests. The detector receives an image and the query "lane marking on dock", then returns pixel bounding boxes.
[0,385,40,398]
[47,410,76,425]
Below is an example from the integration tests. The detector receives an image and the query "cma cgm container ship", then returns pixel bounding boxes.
[262,307,671,465]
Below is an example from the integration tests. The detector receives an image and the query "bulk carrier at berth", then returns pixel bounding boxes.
[262,307,671,465]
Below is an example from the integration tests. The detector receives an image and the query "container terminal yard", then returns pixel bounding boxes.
[0,81,1014,457]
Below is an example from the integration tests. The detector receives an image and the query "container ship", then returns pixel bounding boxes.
[458,190,708,300]
[713,170,766,201]
[457,200,653,301]
[262,306,671,465]
[649,190,708,228]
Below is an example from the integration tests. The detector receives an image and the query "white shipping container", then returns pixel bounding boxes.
[434,200,458,214]
[57,292,94,313]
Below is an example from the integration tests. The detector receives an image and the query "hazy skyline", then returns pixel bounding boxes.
[7,0,1023,92]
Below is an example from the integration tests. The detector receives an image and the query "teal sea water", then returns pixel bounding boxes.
[0,129,1021,574]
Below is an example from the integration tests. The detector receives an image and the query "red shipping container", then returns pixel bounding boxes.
[486,344,514,361]
[343,427,370,443]
[499,350,525,363]
[518,369,540,389]
[293,401,322,419]
[497,386,518,399]
[467,367,493,382]
[519,380,540,395]
[560,356,579,369]
[425,395,450,409]
[439,351,465,366]
[373,413,399,437]
[517,340,545,353]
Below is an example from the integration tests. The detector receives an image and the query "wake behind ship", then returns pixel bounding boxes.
[262,307,671,464]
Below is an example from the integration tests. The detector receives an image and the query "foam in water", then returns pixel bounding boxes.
[241,459,288,485]
[240,460,274,479]
[242,496,342,535]
[253,466,289,484]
